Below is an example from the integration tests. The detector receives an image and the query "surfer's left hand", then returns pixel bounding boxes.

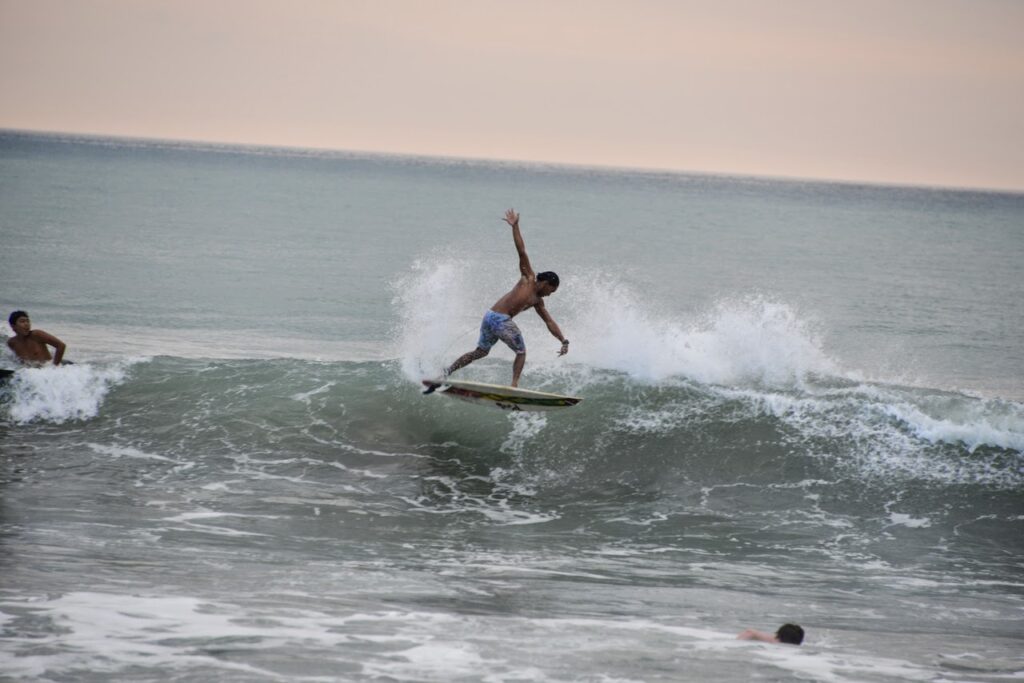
[558,339,569,357]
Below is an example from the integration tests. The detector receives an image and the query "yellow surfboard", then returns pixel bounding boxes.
[422,379,582,412]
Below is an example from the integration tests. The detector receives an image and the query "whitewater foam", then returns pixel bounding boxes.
[565,282,839,388]
[880,396,1024,452]
[712,384,1024,485]
[393,258,483,381]
[500,412,549,455]
[394,261,842,390]
[3,361,135,424]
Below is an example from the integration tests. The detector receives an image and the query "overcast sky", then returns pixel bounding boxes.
[2,0,1022,190]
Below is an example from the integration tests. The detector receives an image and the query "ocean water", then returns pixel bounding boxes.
[1,130,1022,682]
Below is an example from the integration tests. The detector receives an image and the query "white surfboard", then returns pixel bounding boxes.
[422,379,582,412]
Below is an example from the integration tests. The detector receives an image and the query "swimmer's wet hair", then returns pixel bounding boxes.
[8,310,28,327]
[776,624,804,645]
[537,271,559,288]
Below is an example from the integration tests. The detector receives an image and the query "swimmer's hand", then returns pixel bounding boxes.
[558,339,569,357]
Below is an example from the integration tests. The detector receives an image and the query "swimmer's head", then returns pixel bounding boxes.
[775,624,804,645]
[8,310,29,330]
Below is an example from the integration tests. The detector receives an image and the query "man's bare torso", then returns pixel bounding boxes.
[491,277,542,318]
[7,332,55,364]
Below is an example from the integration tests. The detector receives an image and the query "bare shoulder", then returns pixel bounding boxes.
[31,329,61,343]
[511,277,535,298]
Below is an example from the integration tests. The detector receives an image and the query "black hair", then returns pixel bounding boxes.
[537,271,559,288]
[8,310,28,328]
[776,624,804,645]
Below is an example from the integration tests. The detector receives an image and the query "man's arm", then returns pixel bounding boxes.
[534,302,569,355]
[503,209,534,280]
[737,629,777,643]
[34,330,66,365]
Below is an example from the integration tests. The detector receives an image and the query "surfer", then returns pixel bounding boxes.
[438,209,569,388]
[737,623,804,645]
[7,310,68,366]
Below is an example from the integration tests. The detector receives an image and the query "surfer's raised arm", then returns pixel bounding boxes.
[503,208,534,280]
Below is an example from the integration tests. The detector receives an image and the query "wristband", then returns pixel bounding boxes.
[561,339,569,345]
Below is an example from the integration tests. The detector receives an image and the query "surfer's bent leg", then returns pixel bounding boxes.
[445,311,502,377]
[445,311,526,380]
[445,347,488,377]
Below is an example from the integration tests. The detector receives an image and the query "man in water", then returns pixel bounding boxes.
[737,623,805,645]
[437,209,569,388]
[7,310,67,366]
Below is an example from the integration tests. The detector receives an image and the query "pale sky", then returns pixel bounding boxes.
[2,0,1023,190]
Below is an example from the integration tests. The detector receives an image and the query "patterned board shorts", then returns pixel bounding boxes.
[477,310,526,355]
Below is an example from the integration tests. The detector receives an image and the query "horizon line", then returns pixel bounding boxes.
[3,126,1022,197]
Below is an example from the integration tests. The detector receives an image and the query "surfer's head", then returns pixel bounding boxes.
[8,310,29,332]
[536,271,559,296]
[775,624,804,645]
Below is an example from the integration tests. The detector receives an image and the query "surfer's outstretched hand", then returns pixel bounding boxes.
[503,208,519,228]
[558,340,569,357]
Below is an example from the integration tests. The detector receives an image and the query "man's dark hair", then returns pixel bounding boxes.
[776,623,804,645]
[537,271,559,288]
[8,310,28,328]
